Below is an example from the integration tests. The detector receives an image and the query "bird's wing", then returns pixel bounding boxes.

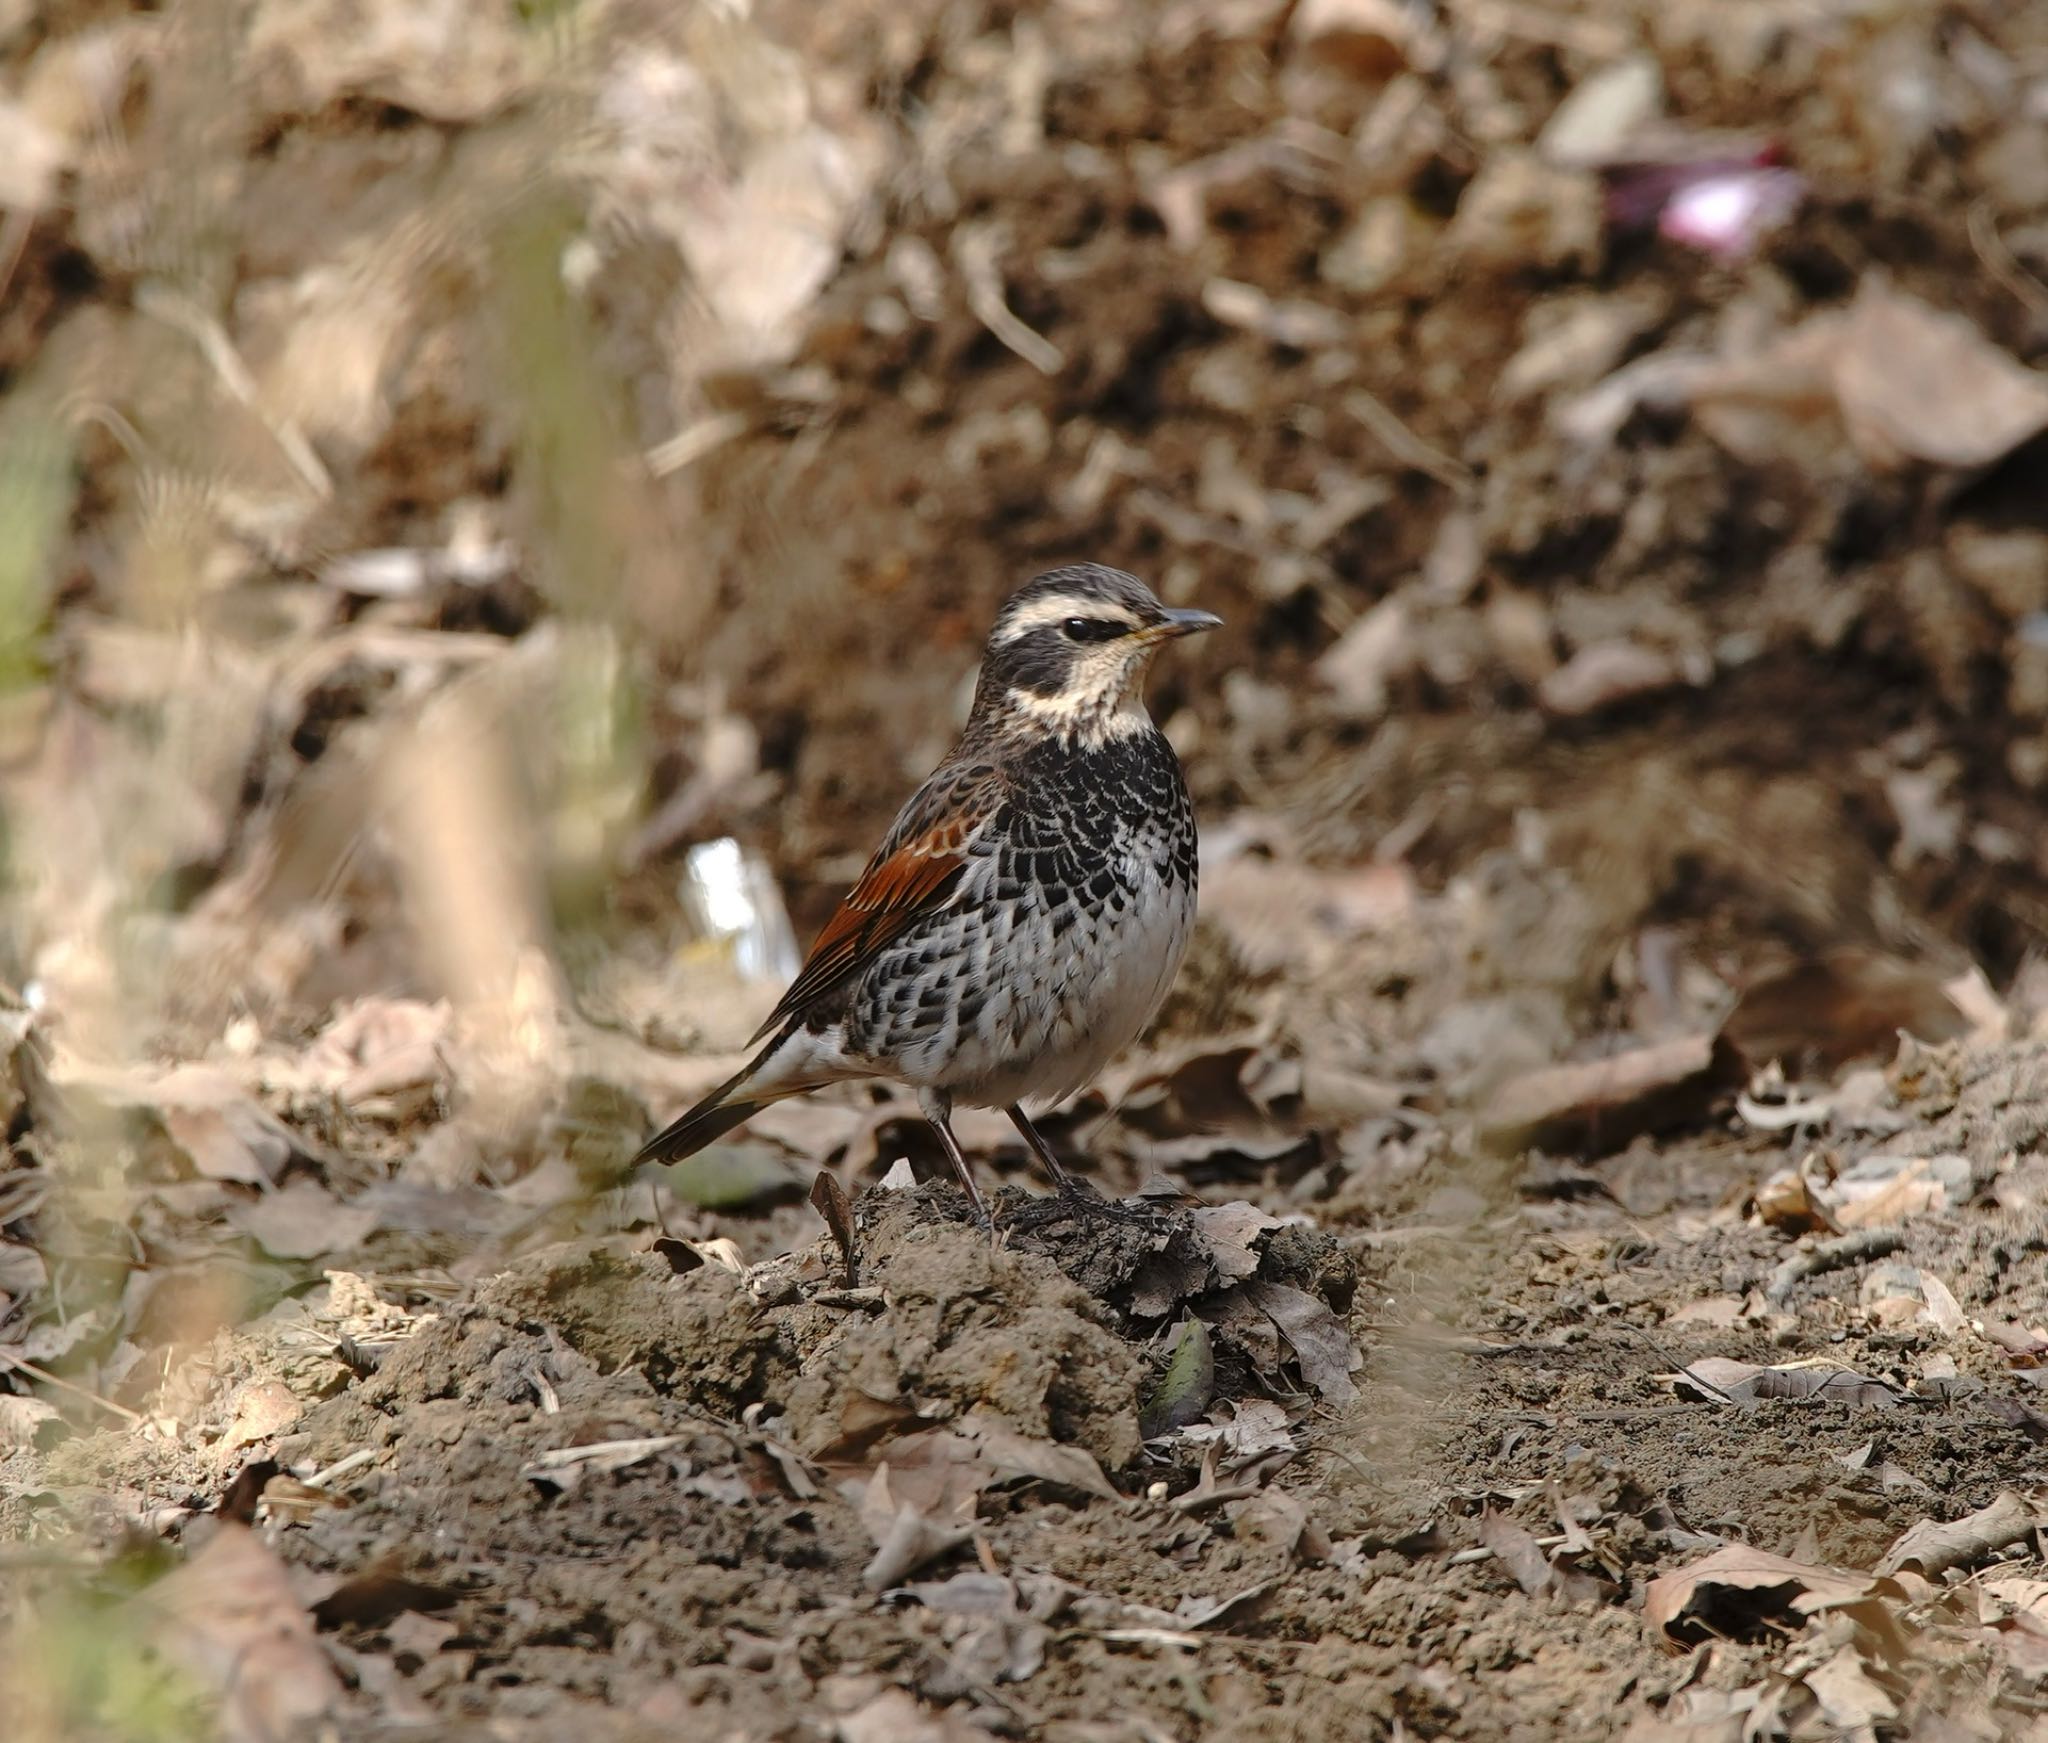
[751,759,1008,1041]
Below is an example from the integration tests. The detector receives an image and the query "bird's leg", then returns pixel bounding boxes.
[1007,1105,1080,1195]
[919,1089,990,1228]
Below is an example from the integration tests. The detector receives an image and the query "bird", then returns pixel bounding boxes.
[637,563,1221,1222]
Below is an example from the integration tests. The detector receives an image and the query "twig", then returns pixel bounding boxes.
[1969,199,2048,319]
[1626,1328,1738,1405]
[134,282,333,497]
[1766,1227,1906,1306]
[526,1434,682,1472]
[954,224,1066,376]
[0,206,32,310]
[1446,1532,1567,1567]
[645,409,751,477]
[0,1351,144,1424]
[1344,389,1474,492]
[1170,1481,1265,1514]
[304,1446,380,1489]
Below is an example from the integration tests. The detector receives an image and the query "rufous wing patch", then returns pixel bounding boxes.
[750,815,979,1041]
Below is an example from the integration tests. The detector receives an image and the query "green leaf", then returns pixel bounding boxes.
[657,1145,806,1211]
[1140,1315,1216,1439]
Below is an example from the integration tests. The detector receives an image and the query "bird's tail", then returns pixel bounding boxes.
[634,1069,768,1165]
[633,1024,837,1166]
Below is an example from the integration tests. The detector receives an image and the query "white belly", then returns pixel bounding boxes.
[930,855,1195,1110]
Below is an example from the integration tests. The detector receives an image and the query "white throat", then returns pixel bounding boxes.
[1005,686,1153,745]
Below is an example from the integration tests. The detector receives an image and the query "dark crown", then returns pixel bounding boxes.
[992,564,1169,634]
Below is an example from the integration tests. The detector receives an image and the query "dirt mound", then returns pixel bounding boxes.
[11,0,2048,1737]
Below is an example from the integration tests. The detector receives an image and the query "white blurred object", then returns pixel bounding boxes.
[680,838,800,986]
[1657,166,1805,260]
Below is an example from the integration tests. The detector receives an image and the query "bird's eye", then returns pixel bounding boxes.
[1061,617,1125,644]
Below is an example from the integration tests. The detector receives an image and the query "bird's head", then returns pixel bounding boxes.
[972,564,1221,744]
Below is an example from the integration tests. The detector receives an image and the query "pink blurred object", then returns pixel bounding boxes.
[1604,144,1806,260]
[1657,166,1806,259]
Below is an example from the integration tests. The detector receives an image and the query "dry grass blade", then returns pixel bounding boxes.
[954,223,1066,375]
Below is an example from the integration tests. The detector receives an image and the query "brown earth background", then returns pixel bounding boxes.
[4,1,2048,1738]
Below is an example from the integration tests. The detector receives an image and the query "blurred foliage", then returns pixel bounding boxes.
[2,1589,211,1743]
[491,193,647,927]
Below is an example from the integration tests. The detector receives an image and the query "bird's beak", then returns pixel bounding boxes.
[1144,607,1224,642]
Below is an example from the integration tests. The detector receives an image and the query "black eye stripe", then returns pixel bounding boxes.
[1061,617,1129,644]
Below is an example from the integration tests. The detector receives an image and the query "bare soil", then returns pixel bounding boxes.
[6,2,2048,1740]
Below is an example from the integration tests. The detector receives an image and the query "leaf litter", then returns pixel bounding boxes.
[8,0,2048,1737]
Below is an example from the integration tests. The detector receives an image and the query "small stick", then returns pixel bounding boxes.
[0,1351,143,1424]
[135,283,333,497]
[1970,199,2048,319]
[1344,388,1474,492]
[1169,1482,1264,1515]
[1447,1533,1567,1567]
[1626,1328,1737,1405]
[955,224,1066,376]
[1766,1227,1906,1305]
[304,1447,380,1489]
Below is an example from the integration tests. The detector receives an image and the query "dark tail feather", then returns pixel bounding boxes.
[634,1061,771,1166]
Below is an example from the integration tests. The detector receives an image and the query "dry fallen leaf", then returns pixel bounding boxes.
[0,1393,59,1447]
[160,1104,292,1187]
[844,1413,1120,1588]
[860,1498,976,1591]
[246,0,533,122]
[1984,1321,2048,1365]
[1644,1545,1906,1645]
[955,1413,1119,1501]
[1667,1295,1748,1329]
[1802,1643,1898,1731]
[1537,640,1688,717]
[1831,1157,1956,1231]
[220,1379,303,1456]
[1173,1578,1277,1629]
[50,1060,302,1185]
[1670,1356,1901,1409]
[1315,596,1411,717]
[0,1242,49,1302]
[1722,952,1969,1076]
[293,995,452,1108]
[1687,279,2048,475]
[1752,1154,1839,1236]
[1832,279,2048,471]
[1858,1263,1965,1335]
[1478,1511,1556,1596]
[1196,853,1416,979]
[1985,1577,2048,1622]
[885,1571,1049,1686]
[1480,1033,1740,1156]
[230,1180,380,1261]
[1181,1398,1297,1461]
[1877,1488,2048,1578]
[831,1683,1001,1743]
[1245,1280,1360,1403]
[1231,1489,1334,1564]
[127,1521,341,1742]
[1189,1202,1284,1279]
